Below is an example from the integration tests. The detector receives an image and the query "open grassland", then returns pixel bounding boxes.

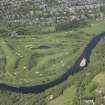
[0,21,105,86]
[48,85,76,105]
[93,72,105,87]
[0,31,88,86]
[48,38,105,105]
[0,21,105,87]
[46,21,105,105]
[69,34,105,105]
[0,21,105,105]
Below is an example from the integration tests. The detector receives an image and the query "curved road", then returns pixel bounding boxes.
[0,32,105,94]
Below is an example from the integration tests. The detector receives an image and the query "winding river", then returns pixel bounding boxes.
[0,32,105,94]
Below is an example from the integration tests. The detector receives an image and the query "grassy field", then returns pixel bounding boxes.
[0,21,105,87]
[0,21,105,105]
[93,72,105,87]
[48,85,76,105]
[71,30,105,105]
[47,21,105,105]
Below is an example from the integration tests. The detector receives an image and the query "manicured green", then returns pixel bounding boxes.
[0,21,105,105]
[48,86,76,105]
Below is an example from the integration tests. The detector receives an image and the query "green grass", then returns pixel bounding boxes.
[48,85,76,105]
[78,21,105,35]
[0,21,105,87]
[93,72,105,88]
[0,20,105,105]
[76,36,105,103]
[0,31,87,86]
[1,39,16,77]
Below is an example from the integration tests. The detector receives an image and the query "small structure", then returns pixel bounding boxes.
[80,58,87,67]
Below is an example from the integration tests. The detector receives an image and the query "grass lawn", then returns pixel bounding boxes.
[0,21,105,87]
[78,35,105,98]
[48,85,76,105]
[0,20,105,105]
[93,72,105,88]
